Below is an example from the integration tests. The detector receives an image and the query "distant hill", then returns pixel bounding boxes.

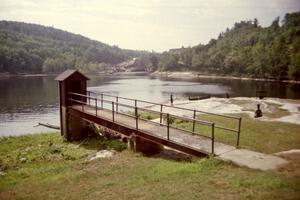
[0,21,147,74]
[2,11,300,80]
[157,11,300,80]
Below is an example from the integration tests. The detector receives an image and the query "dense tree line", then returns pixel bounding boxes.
[1,12,299,80]
[0,21,145,73]
[156,12,300,80]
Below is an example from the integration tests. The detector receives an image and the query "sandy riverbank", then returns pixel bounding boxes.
[151,71,300,84]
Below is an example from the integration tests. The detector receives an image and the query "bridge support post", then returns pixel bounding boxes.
[67,111,87,141]
[128,133,163,155]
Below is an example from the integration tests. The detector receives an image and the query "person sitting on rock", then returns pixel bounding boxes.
[255,104,262,118]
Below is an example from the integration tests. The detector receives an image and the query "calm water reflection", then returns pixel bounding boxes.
[0,74,299,136]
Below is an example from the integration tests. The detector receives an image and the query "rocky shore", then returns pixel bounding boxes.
[150,97,300,125]
[151,71,300,84]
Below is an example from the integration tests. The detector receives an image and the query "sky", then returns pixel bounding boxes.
[0,0,300,52]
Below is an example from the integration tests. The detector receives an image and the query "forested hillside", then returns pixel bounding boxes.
[1,12,299,80]
[156,12,300,80]
[0,21,145,74]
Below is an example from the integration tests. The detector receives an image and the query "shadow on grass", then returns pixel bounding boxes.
[151,147,205,162]
[68,135,127,152]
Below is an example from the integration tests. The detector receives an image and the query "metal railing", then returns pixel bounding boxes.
[87,91,242,146]
[68,91,242,155]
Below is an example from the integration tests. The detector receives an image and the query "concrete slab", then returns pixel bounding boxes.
[274,149,300,156]
[218,149,288,171]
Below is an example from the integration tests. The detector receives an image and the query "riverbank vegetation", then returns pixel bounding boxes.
[0,133,299,199]
[156,12,300,80]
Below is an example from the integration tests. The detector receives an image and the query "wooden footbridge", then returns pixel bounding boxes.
[56,70,242,157]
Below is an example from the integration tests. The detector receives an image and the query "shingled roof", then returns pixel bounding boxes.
[55,69,89,81]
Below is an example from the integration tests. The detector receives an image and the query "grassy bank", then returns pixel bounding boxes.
[0,133,300,200]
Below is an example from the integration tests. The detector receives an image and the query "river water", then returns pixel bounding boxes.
[1,74,299,136]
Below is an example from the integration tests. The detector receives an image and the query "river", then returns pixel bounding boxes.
[1,74,300,136]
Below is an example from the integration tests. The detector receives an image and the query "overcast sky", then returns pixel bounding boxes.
[0,0,299,52]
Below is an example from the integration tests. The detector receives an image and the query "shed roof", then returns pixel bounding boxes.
[55,69,89,81]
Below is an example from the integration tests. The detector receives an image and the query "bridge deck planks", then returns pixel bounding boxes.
[70,105,236,156]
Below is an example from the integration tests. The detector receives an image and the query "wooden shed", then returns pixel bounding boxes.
[55,69,89,140]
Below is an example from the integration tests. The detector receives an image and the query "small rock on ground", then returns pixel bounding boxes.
[90,150,116,161]
[218,149,288,171]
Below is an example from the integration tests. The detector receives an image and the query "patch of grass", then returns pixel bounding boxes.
[0,133,299,199]
[126,111,160,120]
[263,108,291,118]
[0,133,126,175]
[173,113,300,154]
[139,111,160,120]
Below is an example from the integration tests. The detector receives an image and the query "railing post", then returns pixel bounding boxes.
[160,104,163,125]
[211,123,215,156]
[88,91,90,105]
[236,117,242,148]
[101,93,103,109]
[167,113,170,140]
[81,94,84,112]
[95,98,98,116]
[135,106,138,130]
[192,110,196,134]
[112,102,115,122]
[69,93,72,106]
[116,96,119,113]
[135,99,137,107]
